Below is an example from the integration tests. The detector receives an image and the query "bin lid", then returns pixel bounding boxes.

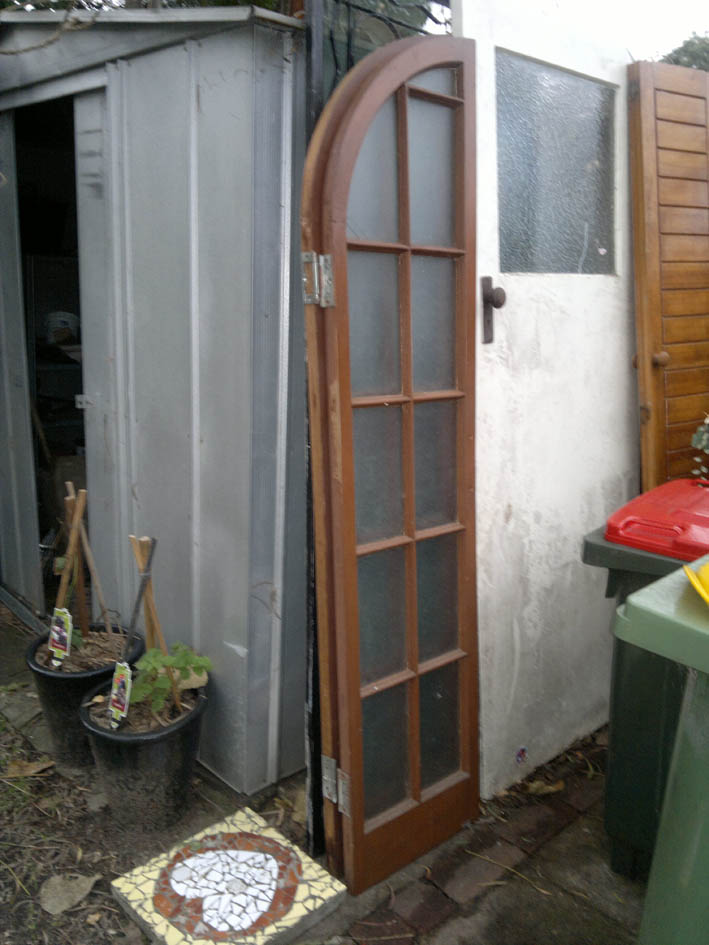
[617,554,709,672]
[605,479,709,561]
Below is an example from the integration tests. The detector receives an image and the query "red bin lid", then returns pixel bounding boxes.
[605,479,709,561]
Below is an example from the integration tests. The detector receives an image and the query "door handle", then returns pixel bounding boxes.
[481,277,507,344]
[651,351,670,367]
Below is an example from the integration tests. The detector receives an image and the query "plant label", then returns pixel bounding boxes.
[48,608,72,667]
[109,662,132,728]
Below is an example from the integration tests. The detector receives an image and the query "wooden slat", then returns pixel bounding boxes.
[659,207,709,235]
[667,419,701,450]
[664,315,709,343]
[659,179,708,208]
[656,120,706,153]
[656,90,706,125]
[668,449,697,477]
[654,62,707,96]
[666,392,709,423]
[662,288,709,315]
[657,150,708,180]
[662,262,709,289]
[662,235,709,261]
[666,340,709,366]
[665,366,709,396]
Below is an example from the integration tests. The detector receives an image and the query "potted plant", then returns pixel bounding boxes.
[26,486,144,766]
[79,642,211,829]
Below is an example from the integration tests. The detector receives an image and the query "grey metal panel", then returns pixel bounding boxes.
[74,89,122,616]
[278,35,308,780]
[0,10,302,97]
[244,24,301,794]
[119,46,194,641]
[0,111,44,613]
[0,68,106,112]
[189,29,256,789]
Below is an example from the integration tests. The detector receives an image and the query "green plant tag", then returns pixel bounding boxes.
[109,662,132,728]
[48,608,72,667]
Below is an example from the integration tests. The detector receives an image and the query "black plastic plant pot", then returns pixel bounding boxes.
[79,681,207,829]
[26,627,144,767]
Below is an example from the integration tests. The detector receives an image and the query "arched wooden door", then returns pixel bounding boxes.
[302,36,478,893]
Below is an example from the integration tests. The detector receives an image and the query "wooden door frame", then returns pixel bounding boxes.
[304,36,479,892]
[302,37,431,876]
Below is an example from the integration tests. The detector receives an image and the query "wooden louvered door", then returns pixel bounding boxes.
[629,62,709,490]
[302,36,478,894]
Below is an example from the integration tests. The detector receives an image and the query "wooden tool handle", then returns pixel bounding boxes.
[55,489,87,611]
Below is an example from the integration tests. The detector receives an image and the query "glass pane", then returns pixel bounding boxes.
[417,533,458,661]
[348,252,401,396]
[358,548,407,686]
[353,406,403,543]
[362,685,409,819]
[412,256,456,391]
[420,662,460,789]
[347,96,399,242]
[409,98,455,247]
[415,401,457,529]
[410,68,457,97]
[496,50,615,273]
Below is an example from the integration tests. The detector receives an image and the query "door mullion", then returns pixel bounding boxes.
[397,84,420,805]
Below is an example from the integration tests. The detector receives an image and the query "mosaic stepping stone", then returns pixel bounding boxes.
[112,808,346,945]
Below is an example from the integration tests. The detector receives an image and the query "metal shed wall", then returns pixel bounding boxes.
[0,14,307,794]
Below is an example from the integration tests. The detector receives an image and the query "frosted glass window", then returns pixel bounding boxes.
[414,401,457,529]
[353,406,403,543]
[358,548,407,686]
[347,96,399,242]
[417,533,458,661]
[409,98,455,246]
[348,252,401,396]
[496,50,615,273]
[410,68,457,97]
[420,662,459,789]
[412,256,456,391]
[362,685,409,819]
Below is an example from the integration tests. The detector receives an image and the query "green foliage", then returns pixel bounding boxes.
[691,416,709,480]
[131,643,211,714]
[662,33,709,72]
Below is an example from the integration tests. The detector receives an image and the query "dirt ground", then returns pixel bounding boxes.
[0,607,308,945]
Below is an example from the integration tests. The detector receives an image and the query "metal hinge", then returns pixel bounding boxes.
[337,768,351,818]
[628,79,639,102]
[302,252,335,307]
[639,403,651,424]
[75,394,94,409]
[321,754,338,804]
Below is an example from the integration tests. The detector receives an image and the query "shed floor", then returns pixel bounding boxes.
[1,604,645,945]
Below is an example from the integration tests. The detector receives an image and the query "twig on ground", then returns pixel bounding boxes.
[0,856,30,896]
[464,849,551,896]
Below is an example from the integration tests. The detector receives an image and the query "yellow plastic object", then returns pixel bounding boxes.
[683,563,709,606]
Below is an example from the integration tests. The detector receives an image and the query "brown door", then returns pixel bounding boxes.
[302,36,478,894]
[629,61,709,490]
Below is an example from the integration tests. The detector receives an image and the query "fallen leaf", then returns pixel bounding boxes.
[90,694,106,705]
[525,779,565,796]
[5,758,55,778]
[86,912,102,926]
[75,846,83,864]
[39,873,101,915]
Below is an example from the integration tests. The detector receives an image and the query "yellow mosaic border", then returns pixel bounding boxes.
[112,807,345,945]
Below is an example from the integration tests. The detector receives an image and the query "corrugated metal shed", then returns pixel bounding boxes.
[0,8,307,793]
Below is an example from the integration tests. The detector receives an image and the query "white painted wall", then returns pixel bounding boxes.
[453,0,640,796]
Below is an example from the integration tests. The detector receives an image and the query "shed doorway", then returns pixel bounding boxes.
[14,95,85,611]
